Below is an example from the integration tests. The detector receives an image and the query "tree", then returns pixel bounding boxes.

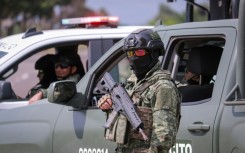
[149,3,209,26]
[0,0,106,36]
[0,0,71,19]
[148,4,185,26]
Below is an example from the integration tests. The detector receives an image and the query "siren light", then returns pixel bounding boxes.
[61,16,119,28]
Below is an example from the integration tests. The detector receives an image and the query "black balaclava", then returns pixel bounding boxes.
[127,50,158,80]
[124,29,162,80]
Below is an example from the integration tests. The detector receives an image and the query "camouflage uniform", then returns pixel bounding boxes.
[115,61,181,153]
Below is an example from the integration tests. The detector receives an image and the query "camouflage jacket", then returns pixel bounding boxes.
[124,61,181,153]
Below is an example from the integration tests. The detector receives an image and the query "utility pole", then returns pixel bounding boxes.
[186,0,194,22]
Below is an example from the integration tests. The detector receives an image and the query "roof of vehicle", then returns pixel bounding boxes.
[0,26,153,53]
[155,19,238,31]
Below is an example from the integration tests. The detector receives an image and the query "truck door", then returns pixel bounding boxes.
[52,105,116,153]
[218,2,245,152]
[52,40,130,153]
[0,101,63,153]
[218,48,245,153]
[158,25,236,153]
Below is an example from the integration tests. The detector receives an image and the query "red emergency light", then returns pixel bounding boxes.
[62,16,119,28]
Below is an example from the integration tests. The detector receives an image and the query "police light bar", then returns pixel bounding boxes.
[62,16,119,28]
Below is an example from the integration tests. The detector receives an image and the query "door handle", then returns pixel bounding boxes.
[187,122,210,133]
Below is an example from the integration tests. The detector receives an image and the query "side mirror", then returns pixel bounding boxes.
[0,81,17,100]
[47,80,77,105]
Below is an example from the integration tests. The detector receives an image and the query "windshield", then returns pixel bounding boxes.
[0,51,7,59]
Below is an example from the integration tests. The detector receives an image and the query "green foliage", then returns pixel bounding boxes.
[193,4,210,21]
[149,3,209,26]
[0,0,71,19]
[149,4,185,26]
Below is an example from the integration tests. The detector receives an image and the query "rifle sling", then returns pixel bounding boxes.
[133,81,153,96]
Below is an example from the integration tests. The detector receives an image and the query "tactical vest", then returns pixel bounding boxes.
[126,106,153,147]
[104,90,153,147]
[105,107,153,153]
[105,69,181,153]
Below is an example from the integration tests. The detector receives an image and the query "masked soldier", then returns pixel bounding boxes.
[98,29,181,153]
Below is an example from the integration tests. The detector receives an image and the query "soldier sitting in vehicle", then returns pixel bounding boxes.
[55,45,85,79]
[28,53,82,104]
[178,45,223,102]
[27,54,57,98]
[177,67,213,87]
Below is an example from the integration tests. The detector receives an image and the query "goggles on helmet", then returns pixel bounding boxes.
[126,49,148,57]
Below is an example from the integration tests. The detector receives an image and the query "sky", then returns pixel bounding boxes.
[85,0,208,25]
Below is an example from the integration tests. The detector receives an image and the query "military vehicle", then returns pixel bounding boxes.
[1,1,245,153]
[0,16,152,109]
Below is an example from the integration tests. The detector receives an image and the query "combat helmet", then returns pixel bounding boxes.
[123,28,165,59]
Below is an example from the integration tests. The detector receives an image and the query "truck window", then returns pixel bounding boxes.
[109,57,131,83]
[4,43,88,98]
[89,57,130,107]
[2,37,122,100]
[6,48,56,98]
[166,36,225,104]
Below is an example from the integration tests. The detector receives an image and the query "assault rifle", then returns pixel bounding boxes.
[96,72,148,141]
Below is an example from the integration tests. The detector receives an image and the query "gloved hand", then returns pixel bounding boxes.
[97,94,113,110]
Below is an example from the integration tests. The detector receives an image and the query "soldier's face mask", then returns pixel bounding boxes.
[127,49,152,78]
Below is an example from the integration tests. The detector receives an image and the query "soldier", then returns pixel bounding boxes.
[97,29,181,153]
[176,68,201,87]
[28,53,82,104]
[26,54,57,98]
